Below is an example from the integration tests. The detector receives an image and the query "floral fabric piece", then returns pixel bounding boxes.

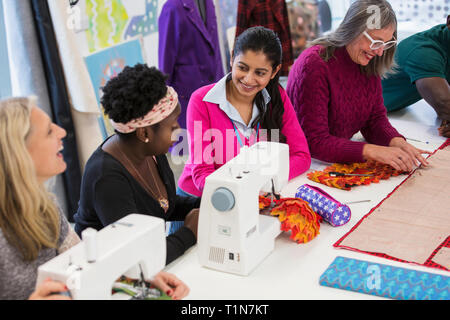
[307,161,407,191]
[268,198,322,244]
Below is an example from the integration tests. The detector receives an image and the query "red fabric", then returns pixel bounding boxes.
[235,0,293,76]
[334,139,450,271]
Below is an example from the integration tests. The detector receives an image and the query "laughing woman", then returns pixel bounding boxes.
[178,26,311,198]
[0,97,189,300]
[287,0,431,171]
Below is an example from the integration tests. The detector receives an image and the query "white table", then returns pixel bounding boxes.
[165,100,448,300]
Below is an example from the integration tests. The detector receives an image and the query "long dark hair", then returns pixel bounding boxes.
[233,26,286,143]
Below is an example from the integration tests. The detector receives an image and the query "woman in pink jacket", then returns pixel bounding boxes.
[178,26,311,198]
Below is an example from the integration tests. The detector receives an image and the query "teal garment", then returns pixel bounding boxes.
[382,24,450,112]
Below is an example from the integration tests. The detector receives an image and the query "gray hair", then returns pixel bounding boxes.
[310,0,397,78]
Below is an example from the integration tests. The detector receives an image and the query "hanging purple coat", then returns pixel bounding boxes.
[158,0,224,129]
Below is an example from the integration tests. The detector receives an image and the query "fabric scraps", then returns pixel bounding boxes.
[307,160,407,190]
[259,194,272,210]
[269,198,322,244]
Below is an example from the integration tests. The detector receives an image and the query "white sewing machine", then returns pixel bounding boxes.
[36,214,166,300]
[198,142,289,276]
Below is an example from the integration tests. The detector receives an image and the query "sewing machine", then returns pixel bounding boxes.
[36,214,166,300]
[198,142,289,276]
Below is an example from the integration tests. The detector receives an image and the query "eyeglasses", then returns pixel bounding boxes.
[363,31,397,51]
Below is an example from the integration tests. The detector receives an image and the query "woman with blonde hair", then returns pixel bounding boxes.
[287,0,431,171]
[0,97,189,300]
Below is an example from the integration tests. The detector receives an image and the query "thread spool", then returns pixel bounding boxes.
[81,228,98,263]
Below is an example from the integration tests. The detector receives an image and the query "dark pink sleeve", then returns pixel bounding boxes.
[186,89,216,192]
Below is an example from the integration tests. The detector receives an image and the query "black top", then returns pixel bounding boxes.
[195,0,207,24]
[74,140,200,265]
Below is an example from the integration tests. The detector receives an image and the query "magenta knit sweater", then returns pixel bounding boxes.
[286,45,403,163]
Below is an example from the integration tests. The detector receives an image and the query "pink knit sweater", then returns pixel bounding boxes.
[287,45,403,163]
[178,84,311,197]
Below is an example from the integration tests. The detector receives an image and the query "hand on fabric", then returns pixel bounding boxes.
[184,208,199,239]
[389,137,431,168]
[151,271,189,300]
[438,120,450,138]
[363,141,428,172]
[29,278,72,300]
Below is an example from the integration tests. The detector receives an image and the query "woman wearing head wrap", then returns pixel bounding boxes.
[74,64,199,266]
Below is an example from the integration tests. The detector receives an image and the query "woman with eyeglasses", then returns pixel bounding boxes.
[287,0,431,171]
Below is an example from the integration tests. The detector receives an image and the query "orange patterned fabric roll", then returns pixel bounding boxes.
[269,198,322,244]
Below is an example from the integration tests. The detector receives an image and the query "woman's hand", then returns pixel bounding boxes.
[29,278,71,300]
[151,271,190,300]
[389,137,431,168]
[184,208,199,239]
[363,141,429,172]
[438,120,450,138]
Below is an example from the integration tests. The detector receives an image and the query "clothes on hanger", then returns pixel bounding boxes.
[235,0,294,76]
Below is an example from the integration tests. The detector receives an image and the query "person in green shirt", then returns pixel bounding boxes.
[382,15,450,138]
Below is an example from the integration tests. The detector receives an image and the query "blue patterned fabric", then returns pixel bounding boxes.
[296,184,351,227]
[319,256,450,300]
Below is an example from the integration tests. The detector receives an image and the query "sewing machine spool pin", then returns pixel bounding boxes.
[82,228,98,264]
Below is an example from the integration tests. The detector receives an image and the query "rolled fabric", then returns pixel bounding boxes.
[295,184,351,227]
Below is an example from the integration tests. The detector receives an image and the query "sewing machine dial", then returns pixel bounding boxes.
[211,187,235,212]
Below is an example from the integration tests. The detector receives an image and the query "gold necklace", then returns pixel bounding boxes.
[146,157,169,212]
[116,146,169,212]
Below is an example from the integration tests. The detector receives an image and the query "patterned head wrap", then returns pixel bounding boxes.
[110,86,178,134]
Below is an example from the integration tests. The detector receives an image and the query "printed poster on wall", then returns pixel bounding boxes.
[84,0,159,53]
[84,37,146,139]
